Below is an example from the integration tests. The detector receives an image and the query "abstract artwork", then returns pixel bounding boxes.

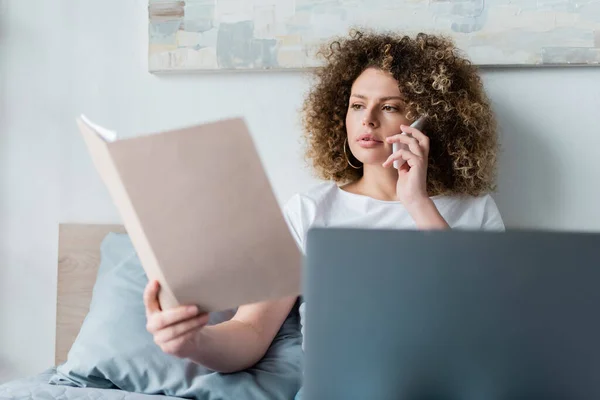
[148,0,600,71]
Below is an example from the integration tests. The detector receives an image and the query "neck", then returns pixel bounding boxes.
[352,164,398,201]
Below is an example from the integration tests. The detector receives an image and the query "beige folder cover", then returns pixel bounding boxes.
[77,116,301,312]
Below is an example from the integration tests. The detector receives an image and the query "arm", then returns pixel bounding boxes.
[144,280,297,373]
[406,198,450,230]
[186,295,297,372]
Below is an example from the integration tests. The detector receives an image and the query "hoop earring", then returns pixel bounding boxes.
[344,138,362,169]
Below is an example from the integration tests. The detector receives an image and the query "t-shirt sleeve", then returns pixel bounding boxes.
[481,195,505,231]
[283,194,306,254]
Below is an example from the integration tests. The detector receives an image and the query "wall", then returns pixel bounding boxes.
[1,0,599,382]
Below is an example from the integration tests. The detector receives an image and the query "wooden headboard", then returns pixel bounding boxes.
[55,223,126,365]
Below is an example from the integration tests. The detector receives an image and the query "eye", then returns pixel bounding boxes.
[382,105,399,112]
[350,103,364,110]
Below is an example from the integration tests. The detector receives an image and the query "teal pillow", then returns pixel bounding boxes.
[50,232,302,399]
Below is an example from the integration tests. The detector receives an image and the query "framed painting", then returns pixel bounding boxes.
[148,0,600,72]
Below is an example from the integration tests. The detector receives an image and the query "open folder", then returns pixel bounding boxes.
[77,115,302,312]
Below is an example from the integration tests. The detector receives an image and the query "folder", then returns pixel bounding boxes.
[77,115,301,312]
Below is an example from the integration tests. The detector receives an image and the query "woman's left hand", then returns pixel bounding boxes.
[382,124,430,207]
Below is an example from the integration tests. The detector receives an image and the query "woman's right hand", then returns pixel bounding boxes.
[143,280,210,358]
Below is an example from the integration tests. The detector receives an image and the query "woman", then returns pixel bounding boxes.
[143,29,503,392]
[286,30,503,398]
[285,30,503,250]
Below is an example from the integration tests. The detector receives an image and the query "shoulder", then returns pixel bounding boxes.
[436,193,505,231]
[478,194,505,231]
[283,181,339,217]
[451,193,499,209]
[283,182,339,252]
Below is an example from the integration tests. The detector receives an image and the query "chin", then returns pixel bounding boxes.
[353,149,387,166]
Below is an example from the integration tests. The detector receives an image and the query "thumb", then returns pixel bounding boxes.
[143,280,162,316]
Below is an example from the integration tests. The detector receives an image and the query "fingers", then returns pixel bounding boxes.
[398,124,430,151]
[152,313,209,344]
[146,304,203,333]
[386,134,424,157]
[143,280,210,358]
[157,330,197,357]
[383,148,423,169]
[386,124,430,159]
[143,280,162,316]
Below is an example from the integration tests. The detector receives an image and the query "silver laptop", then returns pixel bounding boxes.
[302,228,600,399]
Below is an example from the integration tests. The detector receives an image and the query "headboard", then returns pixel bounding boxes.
[55,223,126,365]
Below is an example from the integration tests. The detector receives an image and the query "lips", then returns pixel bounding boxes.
[357,134,383,143]
[356,133,384,149]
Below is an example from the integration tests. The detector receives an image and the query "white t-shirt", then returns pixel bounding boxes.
[282,181,505,347]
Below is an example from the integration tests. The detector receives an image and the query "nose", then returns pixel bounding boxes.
[362,107,379,128]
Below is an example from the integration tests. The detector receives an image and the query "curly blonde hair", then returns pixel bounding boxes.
[302,30,498,196]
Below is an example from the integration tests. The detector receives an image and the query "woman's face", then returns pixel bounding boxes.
[345,67,411,166]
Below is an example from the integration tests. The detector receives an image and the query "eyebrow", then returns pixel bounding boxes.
[351,94,404,102]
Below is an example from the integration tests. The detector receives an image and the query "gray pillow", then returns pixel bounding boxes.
[50,232,303,399]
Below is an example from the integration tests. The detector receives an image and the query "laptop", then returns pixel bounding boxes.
[302,228,600,400]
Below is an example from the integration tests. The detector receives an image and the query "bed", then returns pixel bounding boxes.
[0,222,303,400]
[0,224,180,399]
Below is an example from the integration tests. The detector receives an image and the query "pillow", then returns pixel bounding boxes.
[50,232,303,399]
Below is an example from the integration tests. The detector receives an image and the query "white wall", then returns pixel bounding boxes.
[1,0,599,382]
